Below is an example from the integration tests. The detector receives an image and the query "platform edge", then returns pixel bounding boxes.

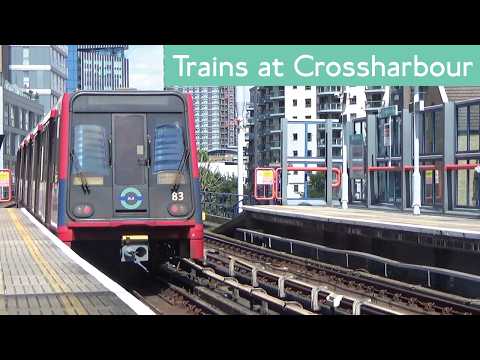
[20,208,155,315]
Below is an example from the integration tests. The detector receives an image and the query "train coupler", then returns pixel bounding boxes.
[121,235,149,272]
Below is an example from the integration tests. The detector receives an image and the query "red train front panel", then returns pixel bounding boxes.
[16,91,204,269]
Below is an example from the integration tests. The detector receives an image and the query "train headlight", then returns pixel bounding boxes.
[168,203,188,217]
[73,204,94,218]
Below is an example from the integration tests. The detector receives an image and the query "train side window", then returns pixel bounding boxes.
[40,131,45,182]
[72,124,109,176]
[40,134,46,182]
[153,124,185,173]
[49,121,57,183]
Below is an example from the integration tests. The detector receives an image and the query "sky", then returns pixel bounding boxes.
[126,45,164,90]
[126,45,251,115]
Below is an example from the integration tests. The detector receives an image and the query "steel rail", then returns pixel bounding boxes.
[205,231,480,315]
[180,258,317,315]
[203,250,404,315]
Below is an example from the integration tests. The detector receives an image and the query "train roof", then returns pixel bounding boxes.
[20,96,64,148]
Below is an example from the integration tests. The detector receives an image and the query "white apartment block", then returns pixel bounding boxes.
[283,86,372,200]
[249,86,390,202]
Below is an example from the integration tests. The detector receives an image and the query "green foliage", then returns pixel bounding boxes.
[198,150,238,194]
[308,172,326,198]
[198,149,209,163]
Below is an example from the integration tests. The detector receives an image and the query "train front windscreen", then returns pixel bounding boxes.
[67,92,194,221]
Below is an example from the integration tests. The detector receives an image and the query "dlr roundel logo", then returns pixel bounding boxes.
[120,187,143,210]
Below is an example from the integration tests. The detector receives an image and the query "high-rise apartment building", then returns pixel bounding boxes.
[66,45,78,92]
[170,86,237,152]
[67,45,129,91]
[247,85,369,199]
[8,45,68,113]
[0,78,44,175]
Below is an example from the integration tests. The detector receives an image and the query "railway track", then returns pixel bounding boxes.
[128,261,316,315]
[204,231,480,315]
[129,278,215,315]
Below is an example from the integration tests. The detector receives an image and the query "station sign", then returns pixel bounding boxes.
[0,170,10,187]
[378,105,398,119]
[0,169,12,202]
[349,134,365,180]
[256,168,275,185]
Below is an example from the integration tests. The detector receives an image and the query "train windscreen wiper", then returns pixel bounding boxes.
[171,148,190,194]
[70,150,90,194]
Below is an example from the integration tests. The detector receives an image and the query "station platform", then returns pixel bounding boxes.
[0,208,154,315]
[243,205,480,240]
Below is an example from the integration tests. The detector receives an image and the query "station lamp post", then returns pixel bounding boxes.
[235,86,247,214]
[412,86,423,215]
[341,116,349,209]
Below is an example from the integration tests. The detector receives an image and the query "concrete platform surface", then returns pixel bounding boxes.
[0,208,154,315]
[244,205,480,240]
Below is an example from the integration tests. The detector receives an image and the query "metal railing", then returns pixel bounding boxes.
[267,91,285,99]
[317,86,343,94]
[235,228,480,299]
[317,103,342,111]
[366,100,384,109]
[202,191,253,219]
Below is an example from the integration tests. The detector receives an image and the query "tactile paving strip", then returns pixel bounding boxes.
[0,209,136,315]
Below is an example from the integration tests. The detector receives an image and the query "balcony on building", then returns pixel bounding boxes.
[268,89,285,100]
[269,119,282,133]
[365,100,385,110]
[365,86,385,93]
[317,86,343,95]
[268,140,281,150]
[269,107,285,117]
[317,102,343,113]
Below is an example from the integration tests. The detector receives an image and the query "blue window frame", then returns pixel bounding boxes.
[153,124,185,173]
[73,124,108,176]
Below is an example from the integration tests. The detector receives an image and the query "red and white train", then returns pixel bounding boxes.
[15,90,204,270]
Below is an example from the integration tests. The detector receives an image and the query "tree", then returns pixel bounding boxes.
[308,172,326,198]
[198,149,238,194]
[198,149,209,163]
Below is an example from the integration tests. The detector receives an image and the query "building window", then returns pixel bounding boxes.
[307,133,312,142]
[457,106,468,152]
[457,105,479,153]
[6,134,11,155]
[9,106,15,127]
[306,115,312,119]
[351,113,357,120]
[293,171,298,175]
[350,96,357,105]
[456,159,480,208]
[22,47,30,65]
[307,150,312,157]
[293,99,297,107]
[305,99,312,108]
[293,116,298,119]
[293,133,298,141]
[293,150,298,157]
[305,86,311,90]
[24,112,29,131]
[294,184,299,192]
[293,86,297,89]
[23,73,30,89]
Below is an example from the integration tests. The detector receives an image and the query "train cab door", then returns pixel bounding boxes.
[112,114,149,217]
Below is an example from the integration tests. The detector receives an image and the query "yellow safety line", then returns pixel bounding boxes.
[7,209,87,315]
